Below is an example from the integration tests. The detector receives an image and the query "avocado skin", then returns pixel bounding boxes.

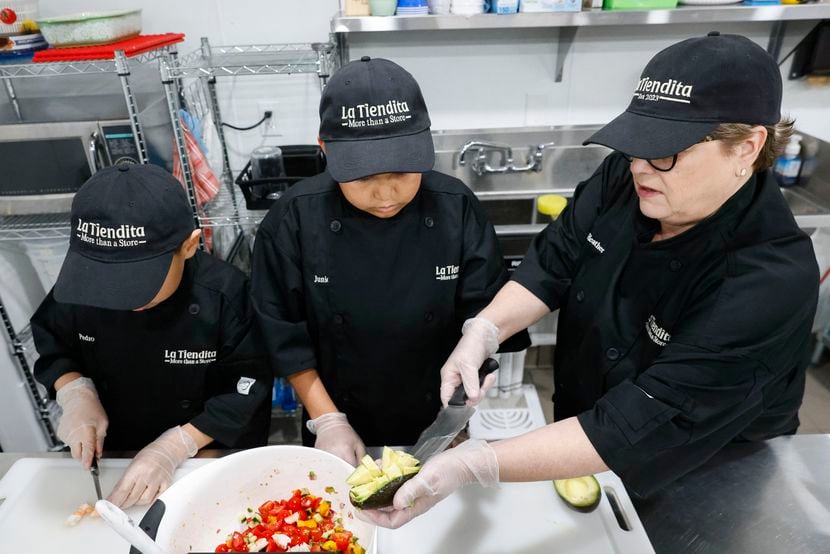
[349,472,419,510]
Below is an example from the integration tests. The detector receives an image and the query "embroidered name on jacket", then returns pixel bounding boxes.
[587,233,605,254]
[646,315,671,347]
[436,265,459,281]
[163,349,217,365]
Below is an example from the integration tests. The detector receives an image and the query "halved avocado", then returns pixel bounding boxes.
[348,447,420,509]
[553,475,601,513]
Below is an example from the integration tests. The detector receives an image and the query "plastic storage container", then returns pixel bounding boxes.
[491,0,520,12]
[602,0,677,9]
[37,9,141,47]
[0,1,39,34]
[520,0,581,11]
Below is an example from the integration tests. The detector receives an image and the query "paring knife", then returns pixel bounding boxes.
[409,358,499,464]
[90,457,103,501]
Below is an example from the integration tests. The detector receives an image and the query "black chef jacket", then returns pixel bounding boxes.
[252,170,530,446]
[32,250,272,451]
[513,152,819,498]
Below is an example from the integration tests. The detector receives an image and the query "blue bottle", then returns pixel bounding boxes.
[279,378,298,412]
[774,135,802,187]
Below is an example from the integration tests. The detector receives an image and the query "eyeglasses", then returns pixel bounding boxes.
[621,136,715,172]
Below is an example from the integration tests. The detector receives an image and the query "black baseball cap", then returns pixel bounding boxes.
[54,164,195,311]
[318,56,435,182]
[584,32,783,159]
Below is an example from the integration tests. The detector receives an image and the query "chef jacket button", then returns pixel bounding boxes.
[329,220,342,233]
[333,313,344,325]
[576,289,585,303]
[606,347,620,361]
[425,392,433,402]
[424,311,434,322]
[669,259,683,272]
[424,216,434,228]
[180,400,192,409]
[188,303,200,315]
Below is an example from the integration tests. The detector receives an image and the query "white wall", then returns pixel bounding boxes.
[37,1,830,172]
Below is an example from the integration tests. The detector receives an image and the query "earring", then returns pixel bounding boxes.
[736,168,747,177]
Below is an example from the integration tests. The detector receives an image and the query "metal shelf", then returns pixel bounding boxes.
[0,214,71,241]
[0,48,170,80]
[332,4,830,32]
[199,179,264,229]
[168,42,338,79]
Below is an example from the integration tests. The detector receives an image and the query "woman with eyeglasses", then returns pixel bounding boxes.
[361,32,819,528]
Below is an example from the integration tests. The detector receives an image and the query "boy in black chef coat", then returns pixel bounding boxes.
[252,57,529,465]
[31,164,271,509]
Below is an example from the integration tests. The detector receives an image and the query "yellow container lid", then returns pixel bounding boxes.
[537,194,568,218]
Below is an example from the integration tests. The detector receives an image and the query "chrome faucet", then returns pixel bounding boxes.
[458,141,513,176]
[458,141,555,176]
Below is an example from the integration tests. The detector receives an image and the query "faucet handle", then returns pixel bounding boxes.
[530,141,556,171]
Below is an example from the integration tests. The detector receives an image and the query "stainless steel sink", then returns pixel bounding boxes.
[779,187,826,217]
[431,125,830,243]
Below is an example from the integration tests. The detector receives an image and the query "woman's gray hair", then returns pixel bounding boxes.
[709,118,796,172]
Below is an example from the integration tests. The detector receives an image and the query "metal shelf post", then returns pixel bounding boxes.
[114,49,149,164]
[0,297,59,448]
[160,49,204,249]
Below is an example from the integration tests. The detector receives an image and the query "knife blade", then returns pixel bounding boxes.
[410,358,499,464]
[90,457,103,501]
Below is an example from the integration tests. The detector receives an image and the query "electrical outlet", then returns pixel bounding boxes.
[258,102,280,137]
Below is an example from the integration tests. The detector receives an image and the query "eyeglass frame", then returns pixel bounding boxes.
[620,135,715,172]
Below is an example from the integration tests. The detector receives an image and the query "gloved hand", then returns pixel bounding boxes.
[107,426,198,509]
[55,377,109,470]
[440,317,500,406]
[358,439,499,529]
[311,412,366,467]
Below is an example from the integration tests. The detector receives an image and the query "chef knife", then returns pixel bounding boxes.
[90,457,103,501]
[409,358,499,464]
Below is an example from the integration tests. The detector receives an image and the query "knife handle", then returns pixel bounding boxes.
[448,358,500,406]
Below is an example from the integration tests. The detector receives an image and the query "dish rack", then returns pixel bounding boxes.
[469,384,547,440]
[469,350,547,440]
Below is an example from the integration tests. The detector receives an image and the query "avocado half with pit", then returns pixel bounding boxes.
[347,447,420,509]
[553,475,601,513]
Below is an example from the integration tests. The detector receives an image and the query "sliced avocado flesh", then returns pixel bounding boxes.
[381,446,394,472]
[346,464,374,486]
[348,447,421,509]
[553,475,601,513]
[360,454,383,477]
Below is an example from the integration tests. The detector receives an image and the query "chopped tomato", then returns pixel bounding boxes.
[214,490,363,553]
[259,500,278,517]
[230,531,248,552]
[331,531,353,552]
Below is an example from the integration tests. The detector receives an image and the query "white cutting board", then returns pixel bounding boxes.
[376,471,654,554]
[0,458,214,554]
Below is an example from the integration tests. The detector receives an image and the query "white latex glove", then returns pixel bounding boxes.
[312,412,366,467]
[107,426,198,509]
[56,377,109,469]
[358,439,499,529]
[440,317,500,406]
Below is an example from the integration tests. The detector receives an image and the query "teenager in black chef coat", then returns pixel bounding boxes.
[362,33,821,528]
[31,164,271,509]
[251,57,528,464]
